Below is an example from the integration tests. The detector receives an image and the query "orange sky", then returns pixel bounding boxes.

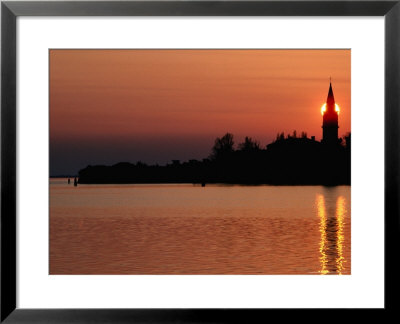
[50,49,350,175]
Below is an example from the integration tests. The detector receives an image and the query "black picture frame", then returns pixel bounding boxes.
[1,0,399,322]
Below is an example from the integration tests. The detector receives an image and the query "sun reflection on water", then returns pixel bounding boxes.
[316,192,348,275]
[317,194,328,274]
[336,196,346,274]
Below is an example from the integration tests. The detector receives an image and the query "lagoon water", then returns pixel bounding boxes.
[50,179,351,275]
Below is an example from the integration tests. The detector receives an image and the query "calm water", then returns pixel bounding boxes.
[50,179,351,275]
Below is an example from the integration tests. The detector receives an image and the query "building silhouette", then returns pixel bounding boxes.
[321,81,339,145]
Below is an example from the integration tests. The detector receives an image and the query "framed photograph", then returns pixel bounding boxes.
[1,0,399,322]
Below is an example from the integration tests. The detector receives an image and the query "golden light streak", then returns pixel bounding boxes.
[335,196,346,274]
[317,194,328,275]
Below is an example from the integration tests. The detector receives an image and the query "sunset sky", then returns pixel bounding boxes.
[50,49,350,175]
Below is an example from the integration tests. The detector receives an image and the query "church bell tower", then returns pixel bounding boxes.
[321,80,339,145]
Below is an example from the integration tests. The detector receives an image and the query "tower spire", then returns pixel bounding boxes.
[327,79,335,105]
[322,79,339,145]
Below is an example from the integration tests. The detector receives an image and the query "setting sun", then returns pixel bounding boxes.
[321,103,340,115]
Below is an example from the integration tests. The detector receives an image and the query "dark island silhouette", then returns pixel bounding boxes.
[77,131,350,186]
[77,81,350,186]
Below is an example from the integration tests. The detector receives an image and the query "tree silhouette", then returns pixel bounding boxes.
[238,136,260,152]
[344,132,351,150]
[210,133,235,160]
